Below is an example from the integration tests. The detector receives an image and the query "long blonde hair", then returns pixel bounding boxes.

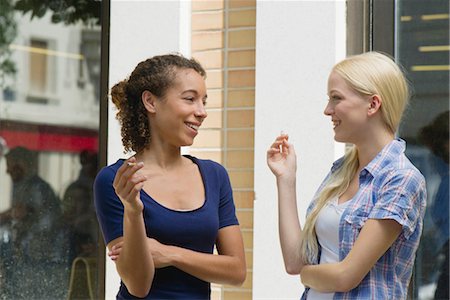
[300,52,410,264]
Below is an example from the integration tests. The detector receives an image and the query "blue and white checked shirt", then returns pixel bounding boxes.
[302,138,426,300]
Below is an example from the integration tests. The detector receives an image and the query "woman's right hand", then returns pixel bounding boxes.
[113,157,147,213]
[266,134,297,179]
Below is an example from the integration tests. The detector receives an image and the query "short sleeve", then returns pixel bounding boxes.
[93,166,125,245]
[368,169,426,239]
[217,163,239,229]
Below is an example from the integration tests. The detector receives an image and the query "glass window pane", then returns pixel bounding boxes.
[396,0,449,299]
[0,1,102,299]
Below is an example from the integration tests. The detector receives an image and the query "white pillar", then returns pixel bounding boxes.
[107,1,190,298]
[253,1,346,299]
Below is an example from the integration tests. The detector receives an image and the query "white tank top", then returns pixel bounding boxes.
[307,197,351,300]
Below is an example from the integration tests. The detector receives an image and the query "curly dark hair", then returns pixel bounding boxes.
[110,53,206,153]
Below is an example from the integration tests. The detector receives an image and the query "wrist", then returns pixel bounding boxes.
[276,175,296,187]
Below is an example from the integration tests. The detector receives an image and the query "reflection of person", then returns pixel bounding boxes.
[0,146,68,299]
[419,110,449,300]
[94,54,246,299]
[267,52,426,299]
[63,150,98,259]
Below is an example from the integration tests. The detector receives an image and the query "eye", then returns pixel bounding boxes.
[184,97,194,102]
[329,95,341,102]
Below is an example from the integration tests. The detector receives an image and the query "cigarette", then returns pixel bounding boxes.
[127,162,136,167]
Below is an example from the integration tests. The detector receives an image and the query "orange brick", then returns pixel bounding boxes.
[232,191,254,209]
[193,50,223,69]
[227,109,254,128]
[192,0,224,11]
[241,230,253,249]
[202,109,223,129]
[227,50,255,68]
[206,89,223,108]
[236,210,253,229]
[226,150,254,168]
[228,70,255,88]
[192,11,224,31]
[192,31,223,51]
[227,89,255,107]
[229,170,253,189]
[227,130,254,148]
[228,0,256,9]
[228,29,256,48]
[206,70,223,89]
[228,9,256,28]
[223,290,252,300]
[192,129,222,148]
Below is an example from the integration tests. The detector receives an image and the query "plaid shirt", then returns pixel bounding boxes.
[302,139,426,300]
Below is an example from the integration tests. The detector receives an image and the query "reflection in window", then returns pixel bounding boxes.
[396,0,449,299]
[29,40,48,94]
[0,1,102,299]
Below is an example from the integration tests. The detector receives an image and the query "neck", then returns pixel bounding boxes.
[355,129,394,170]
[134,142,185,171]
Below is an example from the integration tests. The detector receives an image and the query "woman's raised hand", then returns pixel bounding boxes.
[113,157,147,214]
[266,133,297,179]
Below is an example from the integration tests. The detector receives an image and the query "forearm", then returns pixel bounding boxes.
[166,245,246,286]
[277,177,304,274]
[300,262,350,293]
[116,210,154,297]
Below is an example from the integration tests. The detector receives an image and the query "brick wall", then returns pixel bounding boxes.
[191,1,256,299]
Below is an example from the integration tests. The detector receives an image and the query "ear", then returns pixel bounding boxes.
[368,95,382,116]
[142,90,157,113]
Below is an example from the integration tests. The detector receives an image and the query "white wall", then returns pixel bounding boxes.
[107,1,190,298]
[253,1,346,299]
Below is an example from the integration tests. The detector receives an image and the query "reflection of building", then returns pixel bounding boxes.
[0,12,100,208]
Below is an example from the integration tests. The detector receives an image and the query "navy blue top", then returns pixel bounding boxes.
[94,155,239,299]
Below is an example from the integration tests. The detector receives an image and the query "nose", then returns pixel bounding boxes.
[195,102,208,120]
[324,101,333,116]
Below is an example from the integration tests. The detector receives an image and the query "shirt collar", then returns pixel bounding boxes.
[363,138,405,177]
[330,138,406,176]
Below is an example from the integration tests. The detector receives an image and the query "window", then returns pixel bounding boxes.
[0,1,106,298]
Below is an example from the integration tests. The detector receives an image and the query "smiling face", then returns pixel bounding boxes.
[149,68,208,147]
[324,71,371,144]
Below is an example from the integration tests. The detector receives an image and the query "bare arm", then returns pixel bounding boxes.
[300,218,402,292]
[161,225,246,285]
[267,135,305,274]
[110,225,246,286]
[109,158,154,298]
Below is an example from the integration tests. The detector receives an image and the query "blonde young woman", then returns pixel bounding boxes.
[94,54,246,299]
[267,52,426,299]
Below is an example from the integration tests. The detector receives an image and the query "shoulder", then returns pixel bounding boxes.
[186,155,228,175]
[380,156,425,188]
[94,160,124,186]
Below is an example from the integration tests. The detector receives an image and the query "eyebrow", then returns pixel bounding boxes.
[181,89,208,99]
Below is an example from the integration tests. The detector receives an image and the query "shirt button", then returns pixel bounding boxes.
[360,170,367,176]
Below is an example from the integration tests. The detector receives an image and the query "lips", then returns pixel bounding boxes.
[332,119,341,129]
[185,122,200,131]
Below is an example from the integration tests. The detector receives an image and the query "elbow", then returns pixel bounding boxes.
[128,285,151,298]
[285,260,303,275]
[230,266,247,286]
[334,270,361,293]
[126,273,154,298]
[285,265,301,275]
[118,267,154,298]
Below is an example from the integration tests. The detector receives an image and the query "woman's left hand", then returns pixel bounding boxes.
[108,238,174,268]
